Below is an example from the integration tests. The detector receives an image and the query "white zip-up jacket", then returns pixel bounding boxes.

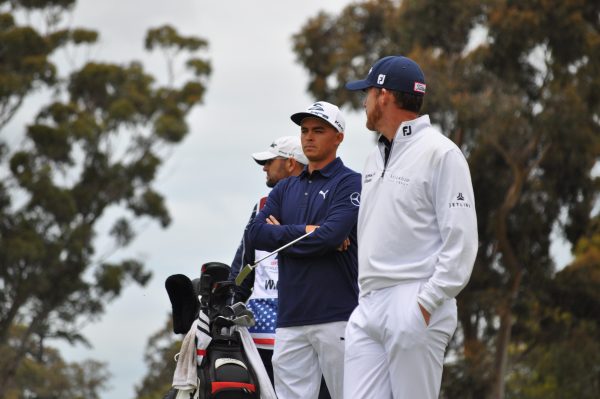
[357,115,478,314]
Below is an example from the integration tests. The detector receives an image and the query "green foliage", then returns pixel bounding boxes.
[95,259,151,299]
[145,24,208,53]
[0,0,211,396]
[145,24,211,86]
[506,316,600,399]
[48,28,98,49]
[16,0,76,10]
[0,0,95,129]
[2,324,110,399]
[553,217,600,323]
[293,0,600,397]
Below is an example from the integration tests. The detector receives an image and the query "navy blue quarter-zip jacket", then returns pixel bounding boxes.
[245,157,361,327]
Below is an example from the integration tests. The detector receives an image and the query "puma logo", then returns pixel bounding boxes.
[319,190,329,199]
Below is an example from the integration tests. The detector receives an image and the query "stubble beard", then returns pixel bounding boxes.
[366,102,382,132]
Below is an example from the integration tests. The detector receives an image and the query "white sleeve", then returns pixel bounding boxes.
[417,148,478,314]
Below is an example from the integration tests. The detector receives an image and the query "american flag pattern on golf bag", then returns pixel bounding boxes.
[245,197,278,349]
[246,251,278,349]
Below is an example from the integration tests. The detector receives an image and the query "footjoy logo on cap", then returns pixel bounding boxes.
[377,74,386,84]
[414,82,426,94]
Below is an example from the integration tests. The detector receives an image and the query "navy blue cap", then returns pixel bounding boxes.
[345,56,426,96]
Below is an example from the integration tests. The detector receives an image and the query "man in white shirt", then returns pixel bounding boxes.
[343,55,478,398]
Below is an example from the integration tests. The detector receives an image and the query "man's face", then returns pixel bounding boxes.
[364,87,383,132]
[300,117,343,163]
[262,157,289,188]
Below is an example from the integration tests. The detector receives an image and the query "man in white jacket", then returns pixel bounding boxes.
[343,55,478,399]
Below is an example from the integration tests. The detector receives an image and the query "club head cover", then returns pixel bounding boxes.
[200,262,231,286]
[165,274,200,334]
[191,277,201,297]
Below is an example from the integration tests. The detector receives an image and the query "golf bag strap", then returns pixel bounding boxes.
[237,327,277,398]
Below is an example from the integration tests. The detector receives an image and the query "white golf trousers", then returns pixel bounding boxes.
[344,281,457,399]
[273,321,347,399]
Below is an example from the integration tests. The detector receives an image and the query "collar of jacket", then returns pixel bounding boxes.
[299,157,344,179]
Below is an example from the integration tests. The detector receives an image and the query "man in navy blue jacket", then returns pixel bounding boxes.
[228,135,308,387]
[245,101,361,399]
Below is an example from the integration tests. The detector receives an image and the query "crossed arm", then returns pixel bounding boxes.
[245,175,360,257]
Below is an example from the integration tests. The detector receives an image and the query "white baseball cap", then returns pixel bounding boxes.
[251,136,308,165]
[290,101,345,132]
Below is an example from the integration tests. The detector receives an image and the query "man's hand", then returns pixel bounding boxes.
[337,238,350,251]
[266,215,281,225]
[267,216,320,239]
[418,303,431,326]
[305,225,319,233]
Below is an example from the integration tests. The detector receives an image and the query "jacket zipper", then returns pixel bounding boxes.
[381,139,394,178]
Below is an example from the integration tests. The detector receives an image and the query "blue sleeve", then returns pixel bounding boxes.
[284,173,361,256]
[246,181,306,252]
[228,240,244,281]
[246,173,362,257]
[229,203,258,290]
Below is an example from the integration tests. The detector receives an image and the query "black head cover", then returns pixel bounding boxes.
[200,262,230,285]
[165,274,200,334]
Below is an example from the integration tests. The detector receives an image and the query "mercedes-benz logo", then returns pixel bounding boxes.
[350,192,361,207]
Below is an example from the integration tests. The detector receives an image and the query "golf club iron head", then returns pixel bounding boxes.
[231,314,256,328]
[223,302,253,318]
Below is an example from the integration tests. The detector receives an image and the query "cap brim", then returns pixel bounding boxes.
[345,79,371,91]
[291,112,340,132]
[251,151,277,165]
[290,112,319,126]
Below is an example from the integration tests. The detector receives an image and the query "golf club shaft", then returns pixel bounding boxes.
[235,229,315,285]
[253,229,314,265]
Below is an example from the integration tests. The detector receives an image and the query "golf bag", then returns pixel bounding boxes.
[164,262,260,399]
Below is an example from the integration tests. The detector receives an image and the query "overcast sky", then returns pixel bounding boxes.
[46,1,371,398]
[5,1,574,398]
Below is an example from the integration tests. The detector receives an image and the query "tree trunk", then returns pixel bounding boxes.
[490,269,522,399]
[488,140,531,398]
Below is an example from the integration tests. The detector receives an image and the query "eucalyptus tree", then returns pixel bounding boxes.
[0,0,211,396]
[292,0,600,397]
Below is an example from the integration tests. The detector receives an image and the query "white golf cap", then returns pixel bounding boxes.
[290,101,345,132]
[251,136,308,165]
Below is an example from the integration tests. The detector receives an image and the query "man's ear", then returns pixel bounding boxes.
[288,158,305,175]
[286,158,297,173]
[335,132,345,146]
[379,88,391,105]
